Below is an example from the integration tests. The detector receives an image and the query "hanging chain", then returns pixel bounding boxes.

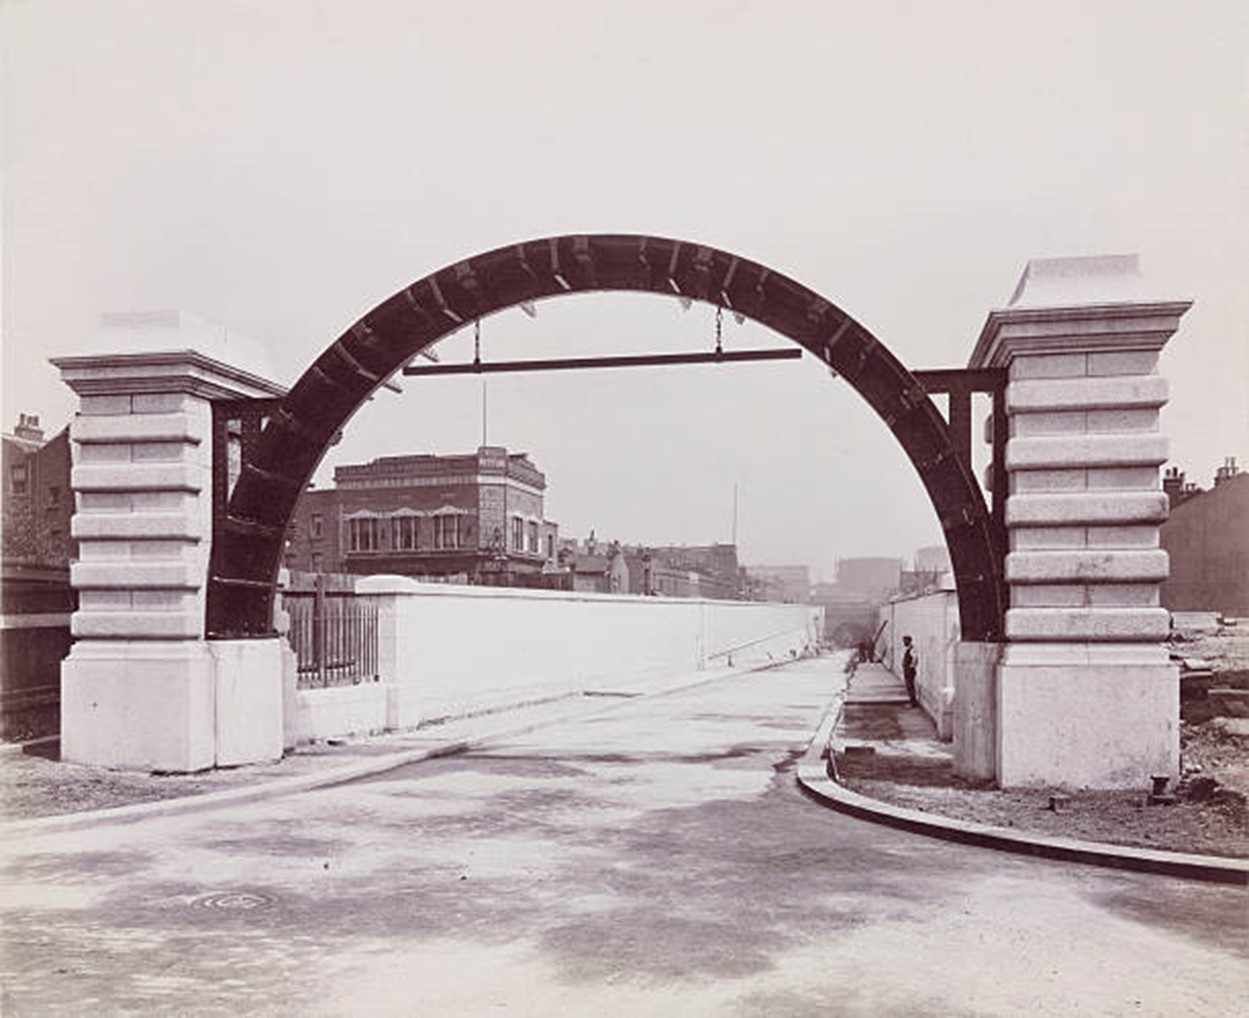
[714,305,724,355]
[473,319,481,365]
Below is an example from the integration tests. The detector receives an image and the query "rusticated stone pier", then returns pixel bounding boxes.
[968,256,1190,788]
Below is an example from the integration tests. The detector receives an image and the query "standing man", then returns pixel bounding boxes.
[901,635,918,707]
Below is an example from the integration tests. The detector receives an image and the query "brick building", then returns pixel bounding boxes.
[285,446,560,581]
[2,414,75,610]
[2,413,75,740]
[1161,457,1249,616]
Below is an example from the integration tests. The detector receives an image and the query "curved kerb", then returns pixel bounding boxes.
[207,234,1006,640]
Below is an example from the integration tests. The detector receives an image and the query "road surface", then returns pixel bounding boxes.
[1,655,1244,1015]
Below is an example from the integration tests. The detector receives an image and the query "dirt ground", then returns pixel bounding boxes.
[839,719,1248,859]
[840,621,1249,859]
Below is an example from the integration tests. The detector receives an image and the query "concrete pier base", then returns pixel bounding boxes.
[953,641,1000,782]
[210,639,285,768]
[61,642,217,772]
[996,644,1178,788]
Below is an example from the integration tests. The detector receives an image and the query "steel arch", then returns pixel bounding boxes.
[207,234,1006,641]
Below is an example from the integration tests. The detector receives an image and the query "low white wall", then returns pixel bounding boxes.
[295,681,388,743]
[878,587,960,740]
[354,576,823,729]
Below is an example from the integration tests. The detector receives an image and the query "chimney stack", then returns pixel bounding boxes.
[13,413,44,443]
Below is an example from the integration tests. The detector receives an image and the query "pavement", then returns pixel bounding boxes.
[3,654,1248,886]
[796,662,1249,885]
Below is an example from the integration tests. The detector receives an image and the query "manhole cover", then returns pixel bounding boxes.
[191,891,275,911]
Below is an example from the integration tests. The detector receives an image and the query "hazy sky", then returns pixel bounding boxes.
[3,0,1246,580]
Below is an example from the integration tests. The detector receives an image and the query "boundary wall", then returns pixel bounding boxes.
[293,575,823,741]
[877,588,960,740]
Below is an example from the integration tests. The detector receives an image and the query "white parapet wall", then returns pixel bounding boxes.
[319,576,824,735]
[878,587,960,740]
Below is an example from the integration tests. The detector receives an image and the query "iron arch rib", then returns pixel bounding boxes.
[208,234,1006,641]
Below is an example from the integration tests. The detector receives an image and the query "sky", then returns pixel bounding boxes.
[3,0,1247,581]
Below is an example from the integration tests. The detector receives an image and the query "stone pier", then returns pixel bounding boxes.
[54,313,288,772]
[970,256,1190,788]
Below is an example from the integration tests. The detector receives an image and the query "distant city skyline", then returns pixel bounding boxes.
[4,1,1246,582]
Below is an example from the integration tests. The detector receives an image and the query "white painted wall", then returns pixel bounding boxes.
[878,587,960,740]
[297,577,823,734]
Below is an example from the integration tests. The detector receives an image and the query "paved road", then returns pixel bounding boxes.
[1,656,1245,1016]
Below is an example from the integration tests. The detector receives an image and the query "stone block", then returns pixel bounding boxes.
[1010,353,1087,380]
[1085,525,1159,548]
[71,560,201,589]
[1087,349,1159,376]
[129,539,202,559]
[78,395,133,416]
[1011,469,1087,493]
[1084,408,1159,433]
[61,641,217,772]
[1006,434,1168,471]
[1006,491,1168,527]
[76,541,131,561]
[72,610,204,639]
[1010,526,1088,550]
[1086,583,1159,607]
[1085,466,1159,490]
[211,639,284,767]
[1012,585,1086,608]
[1011,411,1089,437]
[1005,606,1171,642]
[1011,583,1159,609]
[79,591,133,610]
[72,462,205,493]
[77,443,132,463]
[72,511,203,541]
[1007,374,1168,412]
[1005,549,1169,584]
[132,442,190,463]
[997,646,1178,788]
[132,392,195,414]
[71,411,206,445]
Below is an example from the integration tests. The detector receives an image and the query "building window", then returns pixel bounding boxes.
[547,534,555,559]
[435,514,461,550]
[511,516,524,551]
[347,517,379,552]
[528,520,539,554]
[311,552,323,572]
[394,515,419,550]
[9,463,28,495]
[47,486,61,507]
[311,514,324,538]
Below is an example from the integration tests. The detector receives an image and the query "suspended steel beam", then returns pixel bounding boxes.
[402,348,802,376]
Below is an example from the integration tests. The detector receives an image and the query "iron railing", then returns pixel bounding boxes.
[283,587,379,689]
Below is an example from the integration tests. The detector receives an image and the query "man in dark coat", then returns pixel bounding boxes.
[902,635,918,707]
